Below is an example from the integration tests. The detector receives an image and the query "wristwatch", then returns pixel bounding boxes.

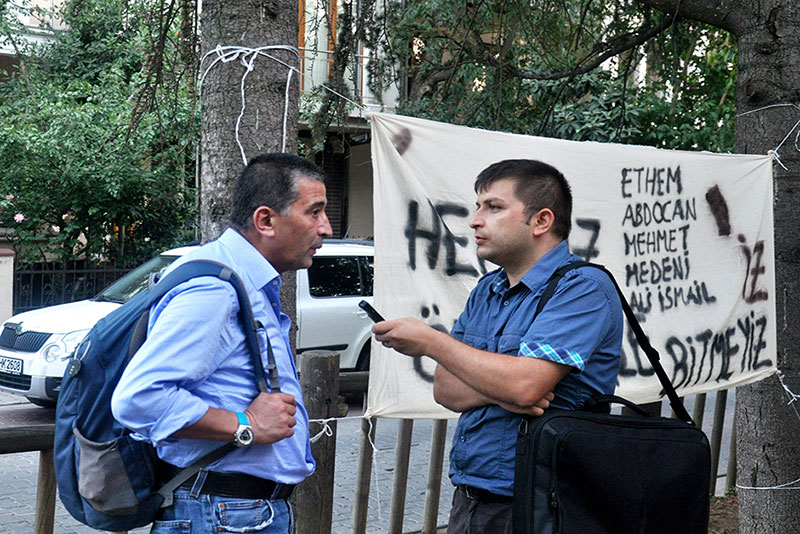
[233,412,254,447]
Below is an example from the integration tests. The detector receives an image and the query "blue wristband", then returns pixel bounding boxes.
[235,412,249,425]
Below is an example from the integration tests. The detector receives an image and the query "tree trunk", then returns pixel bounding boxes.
[199,0,300,241]
[733,2,800,530]
[639,0,800,530]
[199,0,301,354]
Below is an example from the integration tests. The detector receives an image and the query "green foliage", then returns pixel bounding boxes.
[0,0,198,267]
[365,0,736,152]
[300,0,377,155]
[627,29,737,151]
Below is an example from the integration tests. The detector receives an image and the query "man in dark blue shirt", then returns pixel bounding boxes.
[374,159,623,533]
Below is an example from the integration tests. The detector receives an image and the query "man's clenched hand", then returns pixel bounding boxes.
[245,392,297,445]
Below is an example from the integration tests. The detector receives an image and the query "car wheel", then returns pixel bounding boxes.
[355,344,370,371]
[26,397,57,409]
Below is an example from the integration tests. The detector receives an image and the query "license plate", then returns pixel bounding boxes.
[0,356,23,375]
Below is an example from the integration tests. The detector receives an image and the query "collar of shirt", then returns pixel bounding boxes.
[217,228,282,299]
[489,240,570,296]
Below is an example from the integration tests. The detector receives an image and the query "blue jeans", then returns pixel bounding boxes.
[151,488,293,534]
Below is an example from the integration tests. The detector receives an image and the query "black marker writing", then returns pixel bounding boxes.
[405,201,480,277]
[572,218,601,261]
[738,234,768,303]
[621,198,696,228]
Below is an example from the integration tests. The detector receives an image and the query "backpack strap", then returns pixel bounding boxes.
[144,260,279,394]
[134,260,284,507]
[533,261,694,425]
[155,442,237,507]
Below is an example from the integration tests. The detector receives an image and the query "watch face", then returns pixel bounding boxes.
[236,426,254,446]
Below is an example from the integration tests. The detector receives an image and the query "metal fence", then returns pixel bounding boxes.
[12,262,131,315]
[347,388,737,534]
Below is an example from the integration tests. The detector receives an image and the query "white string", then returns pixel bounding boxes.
[242,49,366,110]
[776,370,800,422]
[308,416,336,443]
[199,45,300,164]
[770,117,800,170]
[307,414,370,442]
[736,478,800,491]
[736,103,800,170]
[734,372,800,491]
[306,415,384,519]
[768,150,788,171]
[736,103,800,117]
[282,68,293,153]
[198,44,367,164]
[736,104,800,117]
[365,416,384,522]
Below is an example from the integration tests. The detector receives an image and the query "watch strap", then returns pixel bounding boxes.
[235,411,250,426]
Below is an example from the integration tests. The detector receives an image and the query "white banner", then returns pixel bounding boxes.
[366,113,776,419]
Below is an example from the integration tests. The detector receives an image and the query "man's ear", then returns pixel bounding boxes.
[530,208,555,237]
[251,206,278,237]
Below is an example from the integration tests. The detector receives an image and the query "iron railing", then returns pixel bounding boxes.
[12,263,131,315]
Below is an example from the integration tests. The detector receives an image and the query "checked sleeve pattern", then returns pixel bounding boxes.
[520,342,586,371]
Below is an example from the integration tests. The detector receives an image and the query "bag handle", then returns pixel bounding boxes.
[534,261,694,425]
[583,394,651,417]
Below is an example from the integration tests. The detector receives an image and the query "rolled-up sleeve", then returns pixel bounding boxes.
[519,273,615,373]
[111,279,239,445]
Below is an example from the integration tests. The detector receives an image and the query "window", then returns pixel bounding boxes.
[360,256,373,296]
[308,257,362,297]
[95,255,178,303]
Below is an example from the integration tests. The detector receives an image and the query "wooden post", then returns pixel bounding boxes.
[422,419,448,534]
[726,417,737,493]
[34,448,55,534]
[293,350,339,534]
[709,389,728,494]
[351,417,377,534]
[338,371,369,397]
[692,393,707,428]
[387,419,413,534]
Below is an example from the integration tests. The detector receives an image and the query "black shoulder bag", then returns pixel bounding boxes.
[513,262,711,534]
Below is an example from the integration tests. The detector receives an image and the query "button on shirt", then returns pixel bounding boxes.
[448,241,623,496]
[112,229,315,484]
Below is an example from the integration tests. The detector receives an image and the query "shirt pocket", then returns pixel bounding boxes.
[497,332,523,355]
[460,333,488,351]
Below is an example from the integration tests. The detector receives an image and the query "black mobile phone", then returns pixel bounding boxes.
[358,300,386,323]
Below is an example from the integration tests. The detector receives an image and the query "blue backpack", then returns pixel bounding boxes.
[54,260,278,531]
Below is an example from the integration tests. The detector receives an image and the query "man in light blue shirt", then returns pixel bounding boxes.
[112,153,332,533]
[374,159,623,533]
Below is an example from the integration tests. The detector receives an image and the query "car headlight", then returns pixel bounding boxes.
[42,329,90,363]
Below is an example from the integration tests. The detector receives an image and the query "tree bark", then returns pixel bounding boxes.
[199,0,300,241]
[199,0,301,356]
[734,2,800,530]
[640,0,800,530]
[635,0,745,34]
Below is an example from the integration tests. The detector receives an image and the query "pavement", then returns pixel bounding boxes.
[0,389,734,534]
[0,391,456,534]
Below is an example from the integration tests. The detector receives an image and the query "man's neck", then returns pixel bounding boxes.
[238,227,283,272]
[505,238,564,286]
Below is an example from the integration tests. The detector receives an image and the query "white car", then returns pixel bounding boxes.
[0,240,374,407]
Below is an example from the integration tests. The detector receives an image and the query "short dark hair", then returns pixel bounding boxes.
[230,153,326,232]
[474,159,573,239]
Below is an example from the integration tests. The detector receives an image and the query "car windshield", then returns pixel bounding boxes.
[94,255,179,303]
